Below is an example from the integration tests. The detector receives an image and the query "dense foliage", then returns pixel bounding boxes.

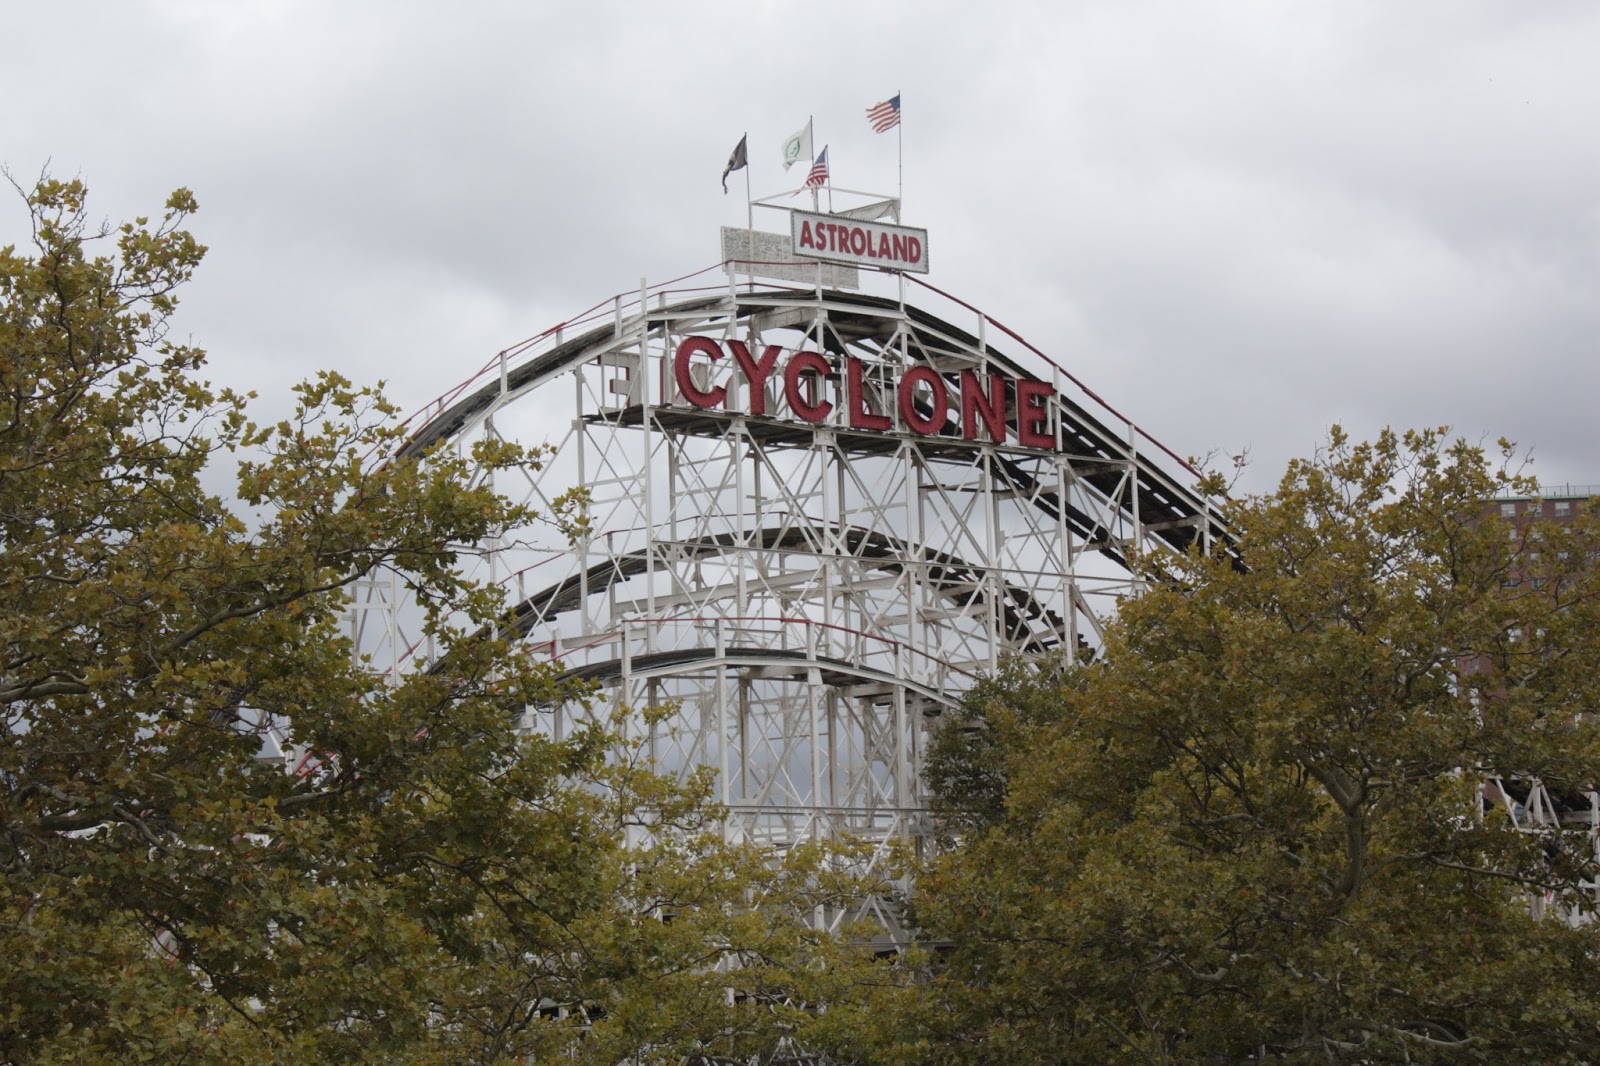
[14,173,1597,1065]
[875,429,1600,1063]
[0,178,852,1064]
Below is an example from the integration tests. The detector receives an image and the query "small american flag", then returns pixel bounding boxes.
[805,147,829,188]
[866,94,901,133]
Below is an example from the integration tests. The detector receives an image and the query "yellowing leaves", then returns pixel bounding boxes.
[2,176,870,1063]
[913,427,1600,1063]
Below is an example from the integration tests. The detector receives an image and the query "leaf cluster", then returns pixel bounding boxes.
[891,427,1600,1063]
[0,177,863,1064]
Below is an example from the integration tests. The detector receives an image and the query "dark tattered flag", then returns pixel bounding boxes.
[722,134,748,193]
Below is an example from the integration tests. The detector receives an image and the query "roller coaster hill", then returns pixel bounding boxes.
[342,201,1231,883]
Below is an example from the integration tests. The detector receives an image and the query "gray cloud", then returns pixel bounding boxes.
[4,0,1595,492]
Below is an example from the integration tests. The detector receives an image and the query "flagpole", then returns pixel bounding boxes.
[744,161,754,286]
[897,89,903,217]
[809,114,818,211]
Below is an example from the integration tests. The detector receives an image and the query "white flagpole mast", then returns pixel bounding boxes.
[897,89,903,217]
[744,157,754,280]
[809,114,820,212]
[827,146,834,213]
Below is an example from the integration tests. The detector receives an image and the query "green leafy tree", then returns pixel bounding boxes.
[880,428,1600,1063]
[0,177,854,1064]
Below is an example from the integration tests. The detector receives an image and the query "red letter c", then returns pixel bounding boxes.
[674,337,727,409]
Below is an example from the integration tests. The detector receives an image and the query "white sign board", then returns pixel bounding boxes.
[790,210,929,275]
[720,227,859,289]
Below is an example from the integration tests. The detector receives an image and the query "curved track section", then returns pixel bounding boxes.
[349,270,1227,853]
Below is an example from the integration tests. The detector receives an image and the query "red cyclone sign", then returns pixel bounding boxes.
[671,337,1055,449]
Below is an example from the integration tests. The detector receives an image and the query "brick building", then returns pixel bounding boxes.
[1481,486,1600,919]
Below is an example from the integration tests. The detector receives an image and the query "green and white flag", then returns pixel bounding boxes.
[781,119,813,171]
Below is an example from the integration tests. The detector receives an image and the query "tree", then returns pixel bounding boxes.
[0,177,852,1064]
[889,428,1600,1063]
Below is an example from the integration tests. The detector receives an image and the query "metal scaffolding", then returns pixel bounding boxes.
[345,263,1227,920]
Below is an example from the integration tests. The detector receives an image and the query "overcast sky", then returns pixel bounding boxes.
[5,1,1597,494]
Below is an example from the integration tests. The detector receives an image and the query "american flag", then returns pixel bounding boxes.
[866,94,901,133]
[805,147,829,188]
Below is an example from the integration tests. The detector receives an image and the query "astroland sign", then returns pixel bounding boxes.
[790,210,929,274]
